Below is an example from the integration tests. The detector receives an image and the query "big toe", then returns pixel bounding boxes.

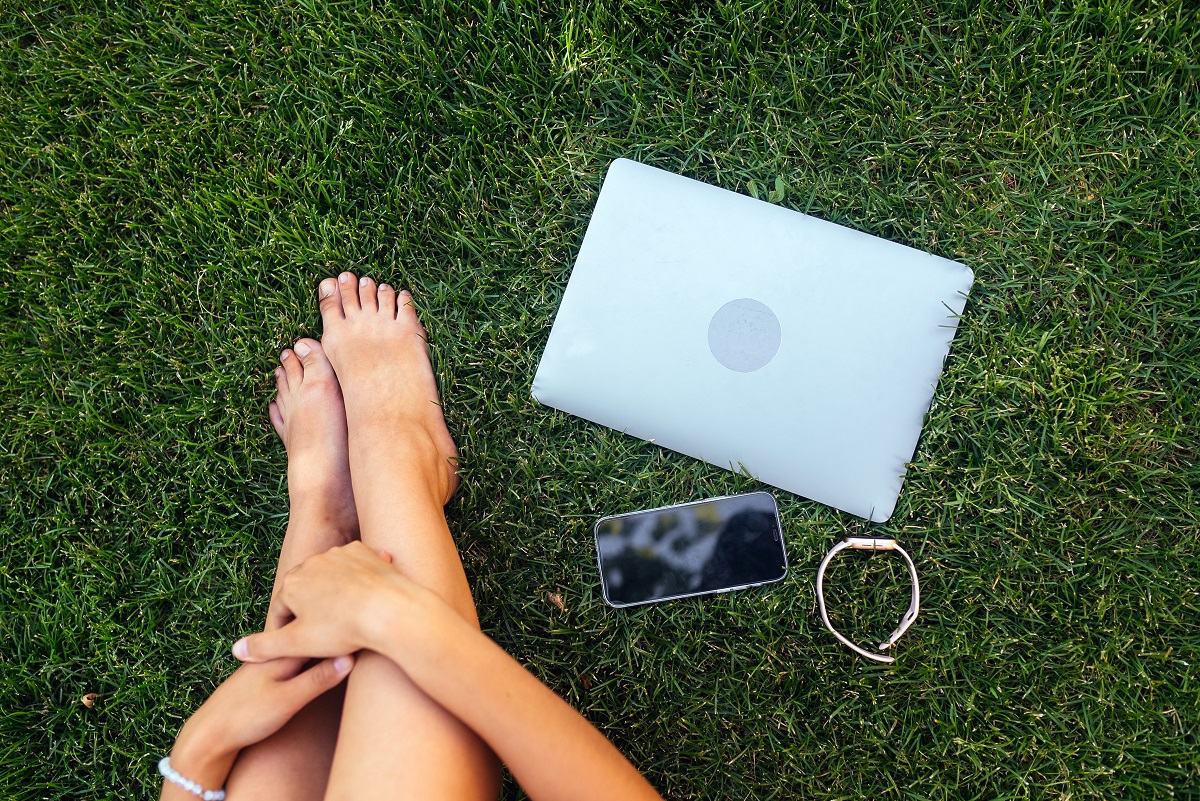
[318,276,345,329]
[293,338,336,384]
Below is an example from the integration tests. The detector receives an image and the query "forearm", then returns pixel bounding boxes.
[376,616,662,801]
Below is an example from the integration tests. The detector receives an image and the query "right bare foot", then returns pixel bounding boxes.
[317,272,460,505]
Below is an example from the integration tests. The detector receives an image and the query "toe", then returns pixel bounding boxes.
[280,348,304,385]
[293,338,335,382]
[318,277,344,325]
[268,400,285,441]
[274,363,290,394]
[377,283,397,319]
[338,272,361,313]
[396,289,418,325]
[358,275,378,312]
[396,290,427,337]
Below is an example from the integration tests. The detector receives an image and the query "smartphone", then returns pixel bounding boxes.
[593,491,787,608]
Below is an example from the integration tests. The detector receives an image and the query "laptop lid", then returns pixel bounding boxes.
[532,158,972,522]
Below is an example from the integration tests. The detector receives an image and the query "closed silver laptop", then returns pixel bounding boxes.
[533,159,972,522]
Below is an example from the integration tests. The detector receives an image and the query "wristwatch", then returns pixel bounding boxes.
[815,537,920,663]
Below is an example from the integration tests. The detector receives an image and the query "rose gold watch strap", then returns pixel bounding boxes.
[816,537,920,663]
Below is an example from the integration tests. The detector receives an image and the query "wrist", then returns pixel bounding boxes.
[376,595,477,682]
[362,584,468,669]
[359,580,413,655]
[168,717,238,794]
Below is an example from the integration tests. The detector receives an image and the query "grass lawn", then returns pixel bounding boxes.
[2,1,1198,798]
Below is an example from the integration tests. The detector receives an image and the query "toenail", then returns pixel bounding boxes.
[359,276,370,286]
[320,279,336,298]
[294,341,311,357]
[339,273,350,284]
[280,351,290,361]
[380,283,391,291]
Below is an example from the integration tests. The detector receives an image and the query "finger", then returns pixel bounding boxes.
[267,656,308,680]
[233,625,302,663]
[283,655,355,709]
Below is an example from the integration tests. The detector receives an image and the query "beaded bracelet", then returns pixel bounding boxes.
[158,756,227,801]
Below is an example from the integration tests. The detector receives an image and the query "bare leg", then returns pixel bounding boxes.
[318,273,501,801]
[225,339,358,800]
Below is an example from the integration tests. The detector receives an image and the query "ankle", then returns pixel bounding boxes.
[349,426,457,504]
[287,493,358,537]
[349,418,441,458]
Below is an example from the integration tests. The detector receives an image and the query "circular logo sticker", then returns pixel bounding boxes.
[707,298,782,373]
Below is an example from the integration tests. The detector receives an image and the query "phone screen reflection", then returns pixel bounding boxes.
[595,493,785,606]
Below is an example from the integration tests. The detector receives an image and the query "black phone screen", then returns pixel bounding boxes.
[593,491,787,607]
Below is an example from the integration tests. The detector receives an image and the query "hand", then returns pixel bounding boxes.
[167,655,354,794]
[233,541,459,664]
[185,656,355,752]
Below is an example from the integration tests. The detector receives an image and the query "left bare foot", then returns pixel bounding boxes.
[269,338,359,542]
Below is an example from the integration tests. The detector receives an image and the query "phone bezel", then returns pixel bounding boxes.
[593,490,788,608]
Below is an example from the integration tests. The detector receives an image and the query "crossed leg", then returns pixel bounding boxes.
[225,274,499,800]
[225,338,359,799]
[318,272,500,800]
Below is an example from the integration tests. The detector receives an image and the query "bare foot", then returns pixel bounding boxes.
[269,338,359,540]
[316,272,460,505]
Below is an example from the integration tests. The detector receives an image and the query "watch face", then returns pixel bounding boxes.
[843,537,899,550]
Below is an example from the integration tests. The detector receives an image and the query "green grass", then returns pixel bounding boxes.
[2,1,1198,798]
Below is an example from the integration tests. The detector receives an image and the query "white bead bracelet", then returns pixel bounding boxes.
[157,755,226,801]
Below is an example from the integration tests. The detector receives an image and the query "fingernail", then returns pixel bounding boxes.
[339,273,350,284]
[232,638,249,660]
[280,350,290,361]
[334,656,353,674]
[294,341,311,357]
[320,279,336,298]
